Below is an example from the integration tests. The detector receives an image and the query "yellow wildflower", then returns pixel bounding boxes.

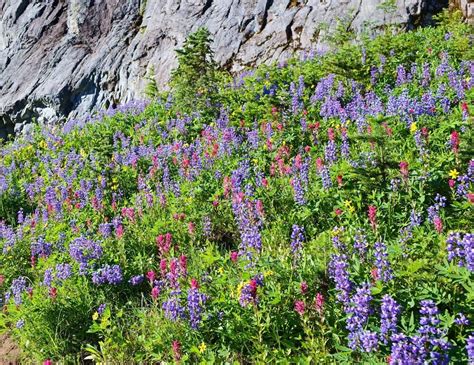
[217,267,224,275]
[264,270,273,277]
[344,200,356,213]
[236,281,245,297]
[410,122,417,133]
[199,342,207,353]
[92,312,99,321]
[449,169,459,179]
[331,227,343,236]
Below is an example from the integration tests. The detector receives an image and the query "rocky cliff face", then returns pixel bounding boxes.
[0,0,451,136]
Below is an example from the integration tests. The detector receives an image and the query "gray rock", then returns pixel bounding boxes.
[0,0,450,132]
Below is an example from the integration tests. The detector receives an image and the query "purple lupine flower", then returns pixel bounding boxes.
[91,271,106,285]
[290,224,305,256]
[346,283,372,350]
[239,279,259,307]
[328,254,352,304]
[97,303,107,315]
[203,216,212,237]
[290,82,299,114]
[421,63,431,87]
[31,237,53,259]
[414,130,429,159]
[332,227,346,252]
[92,264,123,285]
[446,232,461,262]
[297,75,305,99]
[300,117,307,131]
[316,158,332,189]
[129,275,144,286]
[360,330,379,352]
[0,223,17,253]
[231,192,263,262]
[231,161,250,193]
[380,295,400,344]
[163,290,185,321]
[340,127,350,159]
[467,334,474,363]
[446,232,473,272]
[410,210,422,227]
[253,273,264,287]
[17,209,24,224]
[353,231,368,260]
[396,65,407,85]
[418,300,450,364]
[456,175,470,198]
[11,276,28,305]
[390,333,427,364]
[246,129,259,150]
[454,313,469,326]
[299,157,311,186]
[462,233,474,272]
[187,279,207,329]
[98,223,113,238]
[16,319,25,329]
[69,236,103,272]
[0,175,8,194]
[311,74,335,103]
[55,263,72,281]
[43,268,54,287]
[374,241,393,282]
[427,194,446,222]
[291,175,306,206]
[370,66,378,84]
[324,141,337,166]
[419,300,441,336]
[167,258,180,289]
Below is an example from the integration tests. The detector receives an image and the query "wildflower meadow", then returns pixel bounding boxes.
[0,11,473,364]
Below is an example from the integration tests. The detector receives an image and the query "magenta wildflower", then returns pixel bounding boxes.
[433,216,443,233]
[399,161,409,180]
[156,233,172,255]
[314,293,325,315]
[450,130,459,154]
[146,270,156,283]
[172,340,182,361]
[294,300,305,315]
[179,255,187,276]
[368,205,377,231]
[151,286,160,300]
[160,258,167,276]
[300,281,308,295]
[230,251,238,263]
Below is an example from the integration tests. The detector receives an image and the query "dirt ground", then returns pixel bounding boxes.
[0,333,20,365]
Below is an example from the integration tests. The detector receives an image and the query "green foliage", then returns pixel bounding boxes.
[170,27,220,113]
[144,66,159,99]
[377,0,397,14]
